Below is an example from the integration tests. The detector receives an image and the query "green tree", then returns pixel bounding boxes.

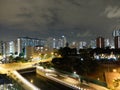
[9,55,14,63]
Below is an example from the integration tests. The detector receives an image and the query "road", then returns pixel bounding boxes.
[21,72,74,90]
[0,58,52,73]
[0,59,109,90]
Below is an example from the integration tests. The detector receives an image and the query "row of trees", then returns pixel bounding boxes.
[9,56,27,63]
[52,47,99,76]
[51,46,120,82]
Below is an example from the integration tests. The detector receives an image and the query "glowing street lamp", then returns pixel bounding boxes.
[113,69,117,72]
[74,71,76,74]
[30,79,33,83]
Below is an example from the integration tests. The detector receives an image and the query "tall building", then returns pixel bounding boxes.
[78,41,87,49]
[90,40,96,48]
[0,41,5,56]
[109,39,115,48]
[61,35,67,47]
[52,38,57,48]
[113,29,120,37]
[96,37,104,48]
[104,38,110,47]
[57,39,63,48]
[0,41,17,57]
[5,41,17,56]
[112,28,120,49]
[17,37,46,57]
[46,36,67,49]
[25,46,34,59]
[70,41,78,48]
[46,37,57,49]
[114,36,120,49]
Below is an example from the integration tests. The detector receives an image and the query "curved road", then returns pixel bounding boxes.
[21,72,74,90]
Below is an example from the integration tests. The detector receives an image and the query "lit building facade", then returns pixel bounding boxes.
[52,38,57,48]
[17,37,46,57]
[57,39,63,48]
[69,41,78,48]
[110,40,115,48]
[90,40,96,48]
[0,41,4,55]
[96,37,104,48]
[61,36,67,47]
[5,41,17,56]
[112,29,120,49]
[25,46,34,59]
[113,29,120,37]
[78,41,87,49]
[46,36,67,49]
[104,38,110,48]
[114,36,120,49]
[46,37,56,49]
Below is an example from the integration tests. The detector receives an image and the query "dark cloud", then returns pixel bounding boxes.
[0,0,120,42]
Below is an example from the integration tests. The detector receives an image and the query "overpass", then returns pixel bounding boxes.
[6,67,79,90]
[0,60,109,90]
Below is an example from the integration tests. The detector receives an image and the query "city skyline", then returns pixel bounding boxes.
[0,0,120,42]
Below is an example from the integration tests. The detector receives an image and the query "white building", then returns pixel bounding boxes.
[104,38,110,47]
[17,37,46,57]
[61,35,67,47]
[90,40,96,48]
[78,41,87,49]
[113,29,120,37]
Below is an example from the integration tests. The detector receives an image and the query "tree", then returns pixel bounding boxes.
[9,55,14,63]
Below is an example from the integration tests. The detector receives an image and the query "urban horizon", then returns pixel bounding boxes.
[1,29,120,48]
[1,0,120,90]
[1,0,120,42]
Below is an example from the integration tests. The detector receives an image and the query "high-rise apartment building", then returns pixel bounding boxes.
[17,37,46,57]
[104,38,110,48]
[96,37,104,48]
[5,41,17,56]
[113,29,120,37]
[46,37,57,49]
[57,39,63,48]
[0,42,7,57]
[112,28,120,48]
[78,41,87,49]
[0,41,3,55]
[46,36,67,49]
[114,36,120,49]
[61,36,67,47]
[90,40,96,48]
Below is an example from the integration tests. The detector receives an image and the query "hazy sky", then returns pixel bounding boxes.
[0,0,120,42]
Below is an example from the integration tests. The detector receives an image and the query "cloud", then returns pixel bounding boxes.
[0,0,119,42]
[104,6,120,18]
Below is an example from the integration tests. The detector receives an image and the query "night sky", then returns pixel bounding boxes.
[0,0,120,42]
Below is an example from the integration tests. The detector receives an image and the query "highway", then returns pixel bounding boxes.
[21,72,74,90]
[0,59,109,90]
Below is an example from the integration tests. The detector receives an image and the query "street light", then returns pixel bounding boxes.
[73,71,81,82]
[113,69,117,72]
[74,71,76,74]
[97,77,100,80]
[30,79,33,83]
